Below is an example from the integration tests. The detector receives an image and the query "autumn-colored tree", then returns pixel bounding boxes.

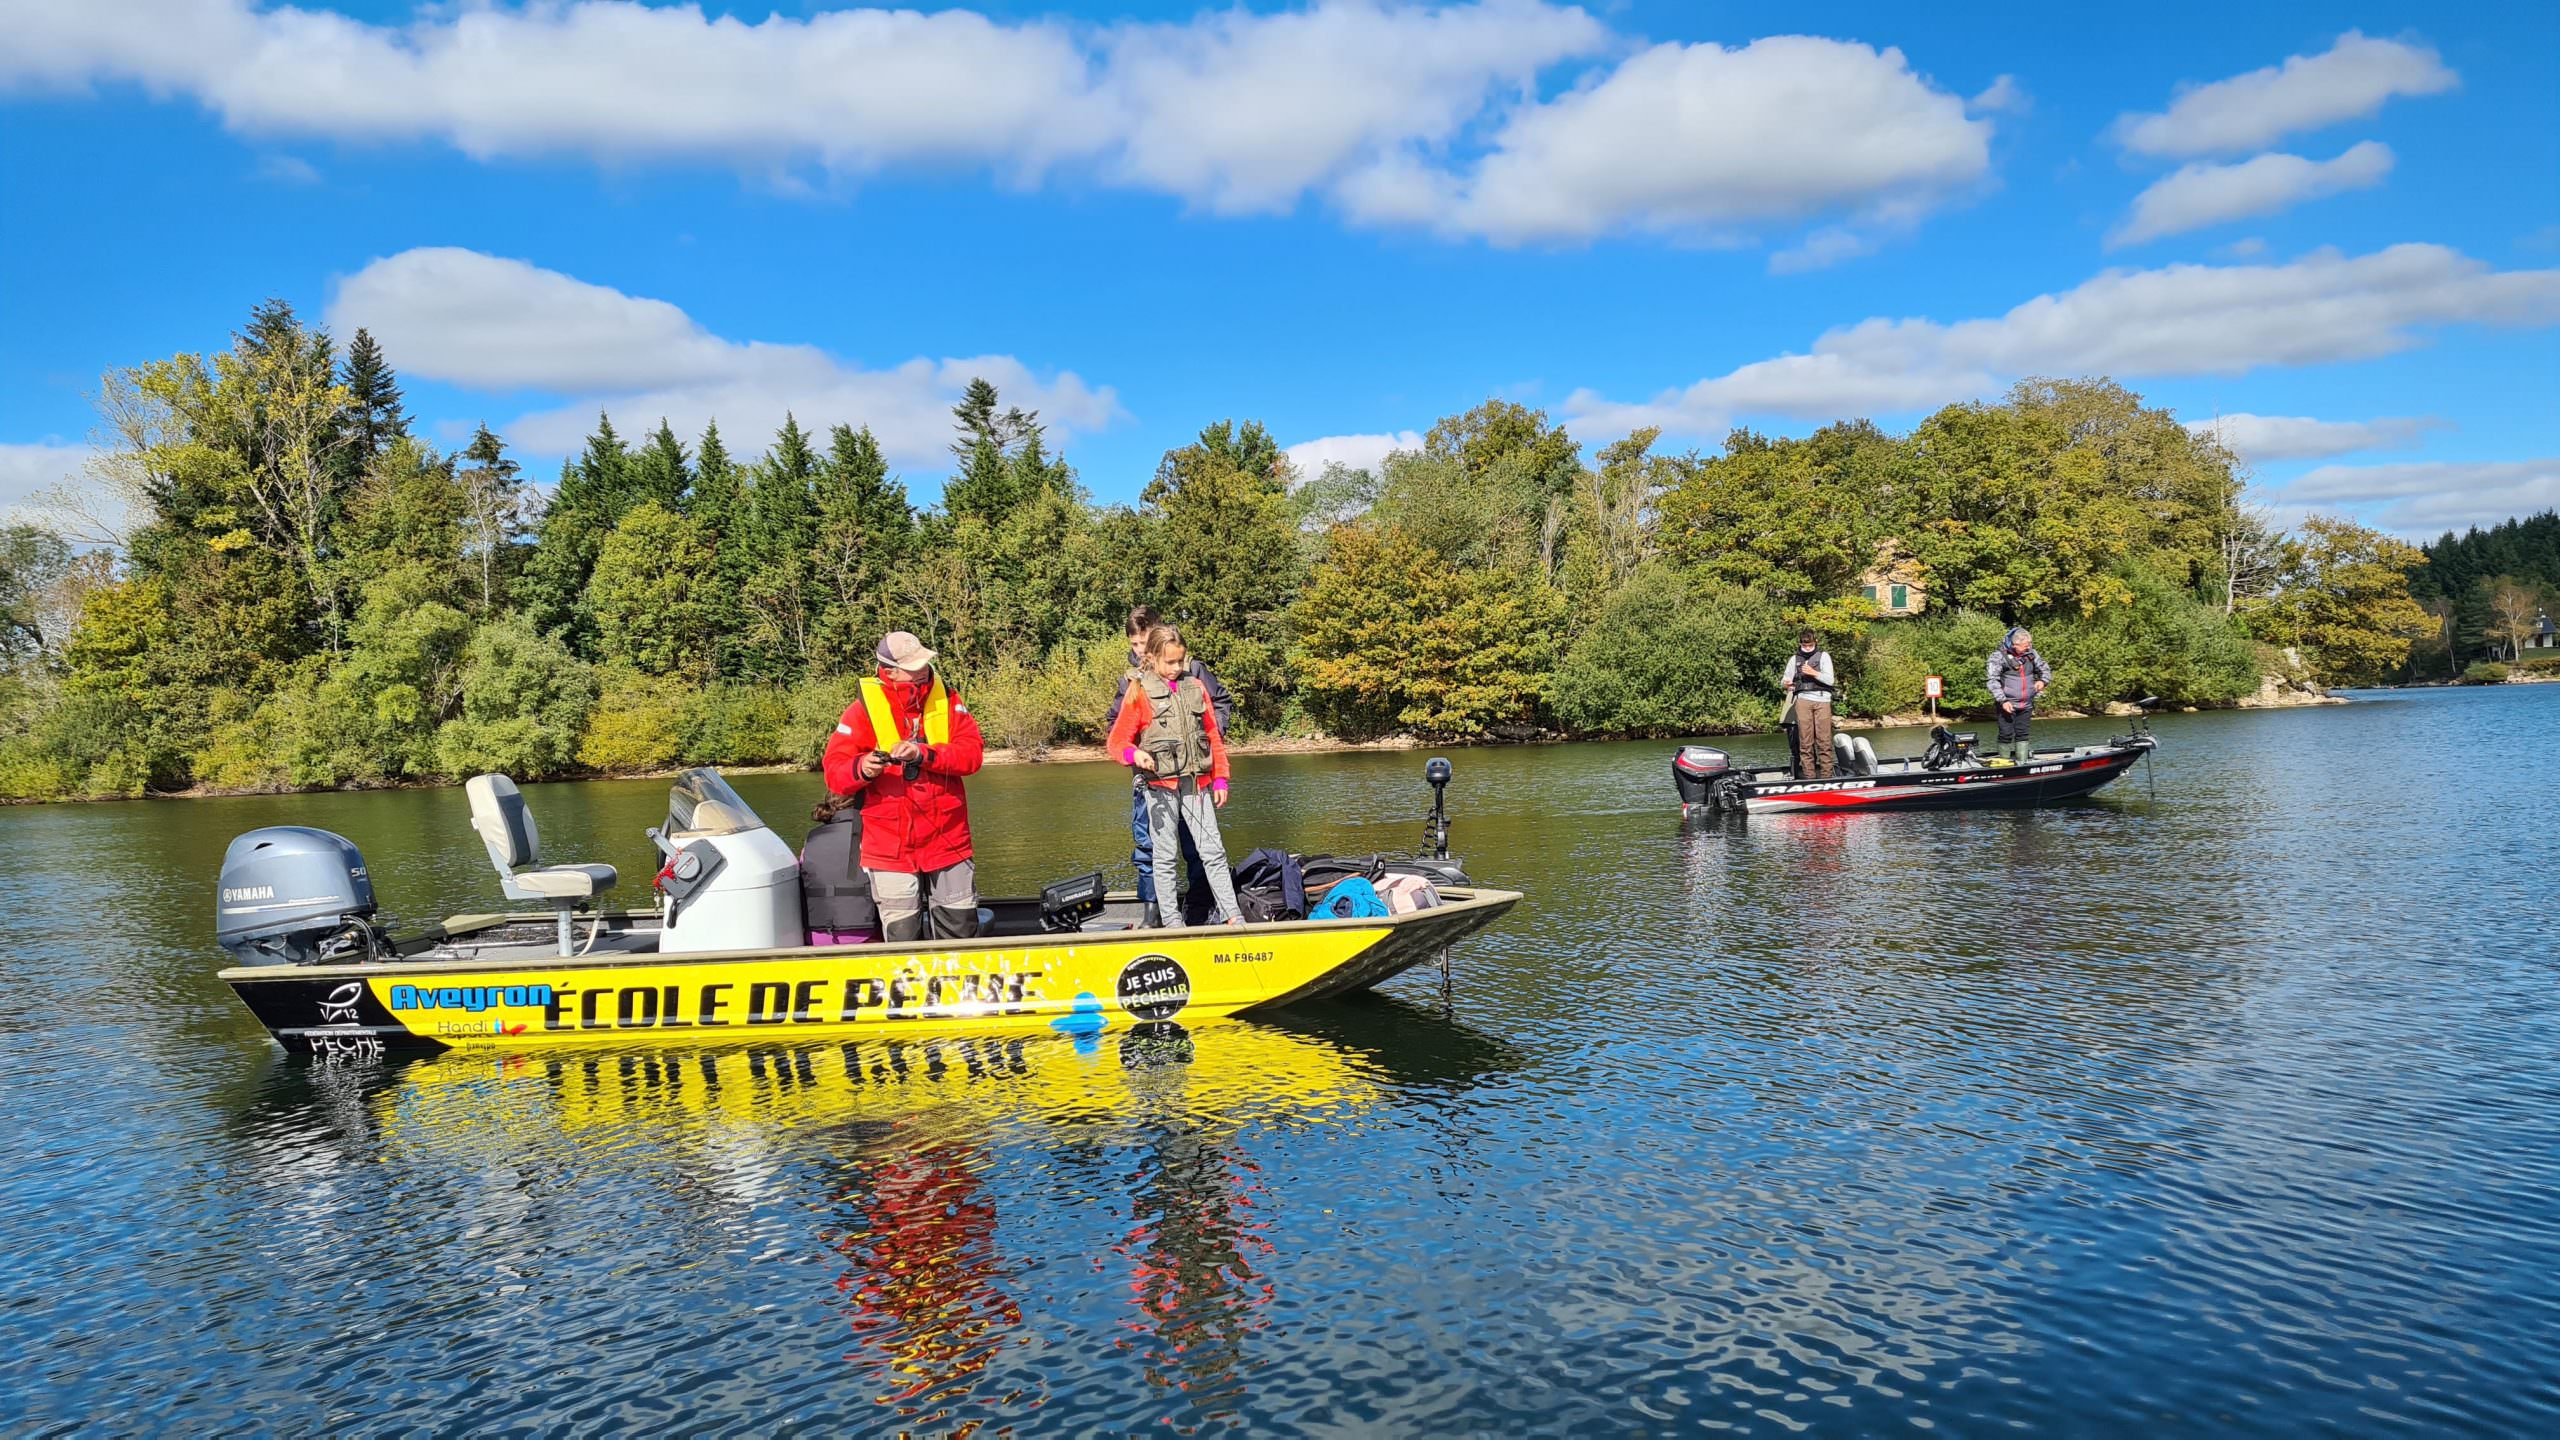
[1292,526,1561,739]
[2264,517,2434,684]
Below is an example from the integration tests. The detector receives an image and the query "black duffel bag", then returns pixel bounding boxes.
[1230,847,1307,923]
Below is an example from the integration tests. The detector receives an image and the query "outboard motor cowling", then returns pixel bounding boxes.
[215,826,378,966]
[1672,746,1730,807]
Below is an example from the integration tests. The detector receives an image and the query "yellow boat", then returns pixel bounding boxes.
[216,768,1522,1059]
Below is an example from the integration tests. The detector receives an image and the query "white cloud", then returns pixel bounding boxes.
[0,4,1987,255]
[0,1,1601,223]
[0,441,89,514]
[326,248,1123,470]
[2218,237,2270,260]
[252,152,320,185]
[1769,225,1882,275]
[1098,0,1607,215]
[1283,431,1423,477]
[2110,141,2392,248]
[1565,244,2560,437]
[1968,74,2029,116]
[2280,458,2560,535]
[2114,31,2456,158]
[2183,412,2443,462]
[1362,36,1990,245]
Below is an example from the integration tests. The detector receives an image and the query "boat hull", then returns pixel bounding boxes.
[224,887,1521,1059]
[1718,745,2149,815]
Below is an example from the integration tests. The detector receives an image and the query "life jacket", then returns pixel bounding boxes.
[1790,649,1834,697]
[800,815,876,938]
[1136,671,1214,778]
[859,674,952,749]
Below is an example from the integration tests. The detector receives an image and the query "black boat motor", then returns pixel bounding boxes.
[215,826,382,966]
[1673,746,1730,809]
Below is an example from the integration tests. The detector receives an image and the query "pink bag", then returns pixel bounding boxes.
[1374,873,1441,914]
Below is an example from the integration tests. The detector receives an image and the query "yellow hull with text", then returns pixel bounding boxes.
[223,887,1521,1058]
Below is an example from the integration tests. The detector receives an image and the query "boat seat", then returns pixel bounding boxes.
[466,774,619,955]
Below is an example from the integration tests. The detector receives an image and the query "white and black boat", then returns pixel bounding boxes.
[1673,713,2158,816]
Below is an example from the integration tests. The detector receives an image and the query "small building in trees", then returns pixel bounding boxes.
[1859,544,1926,617]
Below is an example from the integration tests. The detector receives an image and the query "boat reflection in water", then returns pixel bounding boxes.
[319,1001,1520,1428]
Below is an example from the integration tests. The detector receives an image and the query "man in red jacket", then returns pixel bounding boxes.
[822,631,986,940]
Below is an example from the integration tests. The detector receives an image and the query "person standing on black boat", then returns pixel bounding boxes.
[1985,627,2052,762]
[1780,630,1837,778]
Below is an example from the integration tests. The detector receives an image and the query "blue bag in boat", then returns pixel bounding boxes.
[1316,876,1390,919]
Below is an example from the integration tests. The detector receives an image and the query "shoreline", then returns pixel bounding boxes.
[3,683,2366,807]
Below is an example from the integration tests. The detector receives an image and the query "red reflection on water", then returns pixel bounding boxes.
[827,1131,1023,1417]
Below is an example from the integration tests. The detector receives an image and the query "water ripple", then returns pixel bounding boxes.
[1,688,2555,1433]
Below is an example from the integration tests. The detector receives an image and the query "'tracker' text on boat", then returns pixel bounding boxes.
[215,765,1519,1059]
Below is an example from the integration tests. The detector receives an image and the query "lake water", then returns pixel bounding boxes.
[5,686,2556,1434]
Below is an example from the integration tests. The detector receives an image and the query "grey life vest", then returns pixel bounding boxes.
[800,816,876,934]
[1137,671,1214,778]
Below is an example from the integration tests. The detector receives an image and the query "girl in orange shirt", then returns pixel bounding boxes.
[1105,625,1244,927]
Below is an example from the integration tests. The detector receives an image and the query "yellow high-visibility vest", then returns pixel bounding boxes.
[858,675,951,749]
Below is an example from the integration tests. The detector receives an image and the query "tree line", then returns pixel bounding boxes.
[0,300,2481,802]
[2406,512,2560,681]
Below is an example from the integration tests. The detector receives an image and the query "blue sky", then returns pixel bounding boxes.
[2,0,2555,538]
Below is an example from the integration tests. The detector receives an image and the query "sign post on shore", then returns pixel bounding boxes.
[1924,674,1942,721]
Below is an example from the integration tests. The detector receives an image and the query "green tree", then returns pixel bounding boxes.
[811,423,913,671]
[295,577,474,785]
[632,419,691,511]
[520,413,635,651]
[735,417,822,680]
[456,423,527,613]
[338,326,408,466]
[1550,565,1789,735]
[1422,400,1584,579]
[590,501,718,678]
[1657,421,1898,619]
[1292,525,1562,739]
[2262,517,2433,684]
[434,615,596,779]
[1143,421,1303,711]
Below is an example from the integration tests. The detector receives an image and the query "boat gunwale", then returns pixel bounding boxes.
[1731,738,2150,788]
[219,885,1525,984]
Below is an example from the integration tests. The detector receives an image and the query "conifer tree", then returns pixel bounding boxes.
[689,421,752,679]
[339,328,408,464]
[518,413,633,653]
[633,419,691,511]
[812,423,912,669]
[734,416,822,679]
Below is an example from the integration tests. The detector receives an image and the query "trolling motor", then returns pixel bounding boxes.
[1411,757,1473,886]
[1423,757,1452,859]
[2111,696,2162,749]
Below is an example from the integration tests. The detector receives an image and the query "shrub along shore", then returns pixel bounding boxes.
[7,299,2527,805]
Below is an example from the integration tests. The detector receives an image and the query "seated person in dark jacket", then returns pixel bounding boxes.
[800,792,877,945]
[1102,605,1233,927]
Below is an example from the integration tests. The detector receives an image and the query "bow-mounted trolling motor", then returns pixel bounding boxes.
[1411,757,1474,885]
[2110,696,2163,750]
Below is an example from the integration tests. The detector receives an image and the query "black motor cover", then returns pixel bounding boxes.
[215,826,377,965]
[1672,746,1730,805]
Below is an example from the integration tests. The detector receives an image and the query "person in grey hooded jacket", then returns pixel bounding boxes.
[1985,628,2052,761]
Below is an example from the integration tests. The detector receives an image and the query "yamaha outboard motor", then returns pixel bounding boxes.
[1672,746,1729,809]
[215,826,381,966]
